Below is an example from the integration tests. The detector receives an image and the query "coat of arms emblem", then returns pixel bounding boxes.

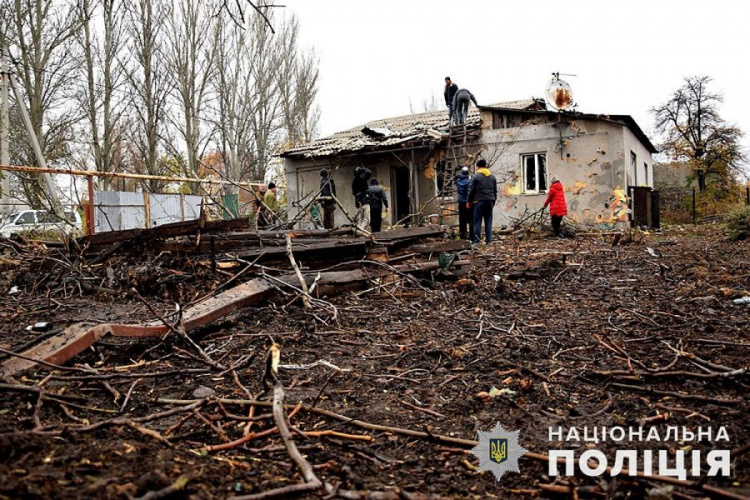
[471,422,527,480]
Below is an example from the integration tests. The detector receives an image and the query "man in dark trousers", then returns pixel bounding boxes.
[366,178,388,233]
[352,165,372,229]
[456,166,474,240]
[543,175,568,236]
[444,76,458,123]
[467,159,497,244]
[452,88,478,125]
[319,169,337,229]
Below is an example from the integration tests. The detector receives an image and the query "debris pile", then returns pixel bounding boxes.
[0,222,749,499]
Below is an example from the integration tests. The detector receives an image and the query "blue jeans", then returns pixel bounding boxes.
[455,96,470,124]
[472,200,494,244]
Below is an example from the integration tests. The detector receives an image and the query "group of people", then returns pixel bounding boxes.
[351,166,389,233]
[254,182,280,228]
[456,159,497,244]
[312,166,389,233]
[261,161,567,238]
[456,159,569,243]
[444,77,478,125]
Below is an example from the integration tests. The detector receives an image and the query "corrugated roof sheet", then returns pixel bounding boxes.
[282,99,539,158]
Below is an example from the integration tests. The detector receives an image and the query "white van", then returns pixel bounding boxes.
[0,209,83,238]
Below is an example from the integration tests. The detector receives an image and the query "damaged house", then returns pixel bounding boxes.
[281,98,658,230]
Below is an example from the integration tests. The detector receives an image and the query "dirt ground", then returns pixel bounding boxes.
[1,226,749,499]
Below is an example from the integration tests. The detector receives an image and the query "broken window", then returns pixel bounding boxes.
[522,153,547,194]
[492,112,524,129]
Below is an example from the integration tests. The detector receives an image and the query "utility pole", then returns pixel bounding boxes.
[7,58,61,213]
[1,43,10,216]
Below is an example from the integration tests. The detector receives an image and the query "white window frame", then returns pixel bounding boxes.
[521,153,547,194]
[630,151,638,186]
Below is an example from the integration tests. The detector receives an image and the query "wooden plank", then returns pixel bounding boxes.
[0,259,471,375]
[232,240,368,261]
[401,239,470,255]
[79,217,252,246]
[372,225,443,241]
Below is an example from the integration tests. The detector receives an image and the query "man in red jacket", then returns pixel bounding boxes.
[543,175,568,236]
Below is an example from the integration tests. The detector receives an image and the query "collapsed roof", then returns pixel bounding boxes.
[281,98,657,159]
[281,99,542,159]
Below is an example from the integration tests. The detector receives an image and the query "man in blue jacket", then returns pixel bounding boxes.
[467,159,497,244]
[455,166,474,240]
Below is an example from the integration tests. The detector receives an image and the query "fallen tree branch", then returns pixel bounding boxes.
[285,234,311,309]
[158,396,746,498]
[229,344,323,500]
[607,382,741,405]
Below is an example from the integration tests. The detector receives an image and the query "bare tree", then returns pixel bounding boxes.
[212,20,257,190]
[75,0,125,189]
[276,16,319,148]
[214,0,278,31]
[247,9,281,181]
[165,0,219,193]
[652,76,746,192]
[5,0,82,206]
[210,8,320,184]
[123,0,171,192]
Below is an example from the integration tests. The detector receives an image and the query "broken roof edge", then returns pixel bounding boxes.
[478,105,658,154]
[281,98,539,160]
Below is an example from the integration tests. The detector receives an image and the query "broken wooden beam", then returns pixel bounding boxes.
[79,217,253,246]
[1,260,471,376]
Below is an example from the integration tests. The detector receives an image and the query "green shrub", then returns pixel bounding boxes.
[725,206,750,241]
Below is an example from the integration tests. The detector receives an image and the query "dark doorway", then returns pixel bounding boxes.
[392,166,411,225]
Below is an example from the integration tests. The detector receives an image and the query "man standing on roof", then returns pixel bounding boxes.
[453,88,478,125]
[467,159,496,245]
[319,169,337,229]
[352,165,373,230]
[456,166,474,241]
[543,175,568,237]
[444,77,458,123]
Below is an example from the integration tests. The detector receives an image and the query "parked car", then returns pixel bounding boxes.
[0,209,83,238]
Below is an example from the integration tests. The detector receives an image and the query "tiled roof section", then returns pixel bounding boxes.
[282,99,539,158]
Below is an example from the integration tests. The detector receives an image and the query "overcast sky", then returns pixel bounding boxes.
[281,0,750,160]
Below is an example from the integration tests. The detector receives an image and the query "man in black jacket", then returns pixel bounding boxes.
[467,159,497,244]
[452,88,478,125]
[319,169,337,229]
[444,77,458,123]
[366,178,389,233]
[352,166,372,229]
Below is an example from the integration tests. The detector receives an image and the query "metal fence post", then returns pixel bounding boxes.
[86,175,95,236]
[692,187,697,225]
[143,191,151,228]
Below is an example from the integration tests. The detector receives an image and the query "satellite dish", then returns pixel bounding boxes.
[545,74,574,111]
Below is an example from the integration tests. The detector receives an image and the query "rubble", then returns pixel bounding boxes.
[0,222,748,499]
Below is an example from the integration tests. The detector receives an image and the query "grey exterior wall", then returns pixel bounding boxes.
[623,126,654,188]
[478,114,642,229]
[654,162,696,189]
[284,116,654,231]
